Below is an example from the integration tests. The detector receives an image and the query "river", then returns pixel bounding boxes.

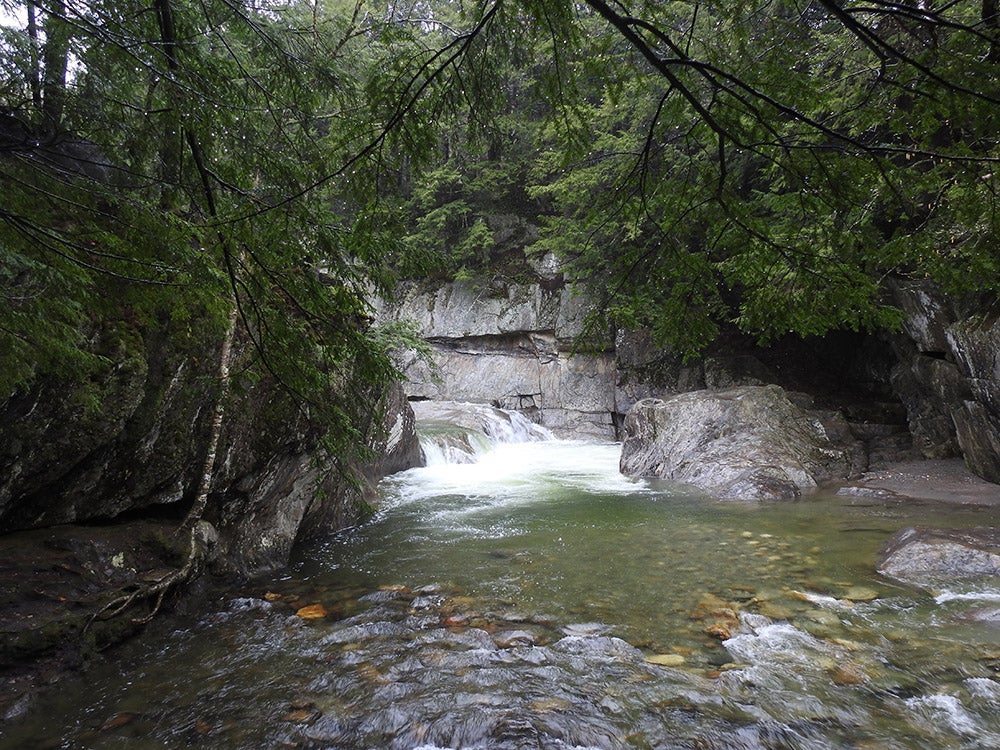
[4,411,1000,749]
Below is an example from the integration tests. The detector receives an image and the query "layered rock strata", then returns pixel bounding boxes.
[376,280,625,439]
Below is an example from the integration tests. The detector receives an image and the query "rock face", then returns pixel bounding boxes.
[376,279,622,438]
[888,281,1000,482]
[0,318,421,574]
[619,386,865,500]
[375,279,829,441]
[878,526,1000,587]
[948,309,1000,483]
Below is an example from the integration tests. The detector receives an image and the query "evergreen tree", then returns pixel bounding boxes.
[3,0,998,399]
[0,0,459,439]
[400,0,1000,355]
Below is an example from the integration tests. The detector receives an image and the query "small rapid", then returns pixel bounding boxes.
[4,404,1000,749]
[412,400,553,466]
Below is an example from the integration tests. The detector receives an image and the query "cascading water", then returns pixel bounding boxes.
[4,405,1000,749]
[411,400,554,465]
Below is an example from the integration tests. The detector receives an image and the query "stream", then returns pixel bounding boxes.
[4,408,1000,749]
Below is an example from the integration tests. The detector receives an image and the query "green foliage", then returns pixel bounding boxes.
[0,0,461,458]
[515,0,1000,356]
[2,0,999,424]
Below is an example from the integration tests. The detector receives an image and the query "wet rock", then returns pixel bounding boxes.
[645,653,686,667]
[295,603,328,620]
[320,621,410,645]
[0,519,194,718]
[829,662,868,686]
[690,597,742,641]
[100,712,138,730]
[619,386,865,500]
[878,526,1000,587]
[492,630,538,648]
[550,635,640,660]
[360,588,407,603]
[835,486,901,499]
[436,628,497,650]
[789,590,851,609]
[754,600,795,621]
[959,608,1000,623]
[841,586,880,602]
[529,696,573,712]
[704,624,733,640]
[559,622,612,637]
[282,701,321,724]
[410,596,437,610]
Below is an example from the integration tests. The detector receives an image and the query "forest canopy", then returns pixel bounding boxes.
[1,0,998,403]
[401,0,1000,354]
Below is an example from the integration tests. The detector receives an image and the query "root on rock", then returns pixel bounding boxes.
[85,520,218,629]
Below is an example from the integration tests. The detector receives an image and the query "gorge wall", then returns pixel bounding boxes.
[379,269,1000,485]
[0,314,421,575]
[888,280,1000,482]
[375,278,622,439]
[0,304,422,703]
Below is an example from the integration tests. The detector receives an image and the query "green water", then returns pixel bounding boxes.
[3,440,1000,749]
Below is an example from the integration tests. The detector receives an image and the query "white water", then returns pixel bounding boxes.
[386,440,656,504]
[413,400,554,466]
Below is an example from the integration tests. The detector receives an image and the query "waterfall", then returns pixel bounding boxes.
[410,400,553,465]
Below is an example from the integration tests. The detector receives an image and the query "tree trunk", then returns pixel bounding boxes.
[41,0,70,131]
[178,301,239,536]
[26,1,42,110]
[88,300,239,627]
[154,0,184,207]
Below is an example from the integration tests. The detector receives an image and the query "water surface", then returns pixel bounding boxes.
[4,435,1000,749]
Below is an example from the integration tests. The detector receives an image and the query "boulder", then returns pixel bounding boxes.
[619,385,865,500]
[878,526,1000,587]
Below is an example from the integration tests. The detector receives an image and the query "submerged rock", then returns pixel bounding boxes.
[645,653,686,667]
[878,526,1000,587]
[619,385,865,500]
